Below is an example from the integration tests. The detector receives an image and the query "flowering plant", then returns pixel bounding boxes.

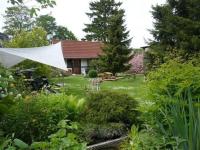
[129,53,144,74]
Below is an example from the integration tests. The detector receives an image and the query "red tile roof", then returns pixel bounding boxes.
[53,40,103,59]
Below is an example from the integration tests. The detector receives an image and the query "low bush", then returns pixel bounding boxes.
[1,120,87,150]
[80,91,139,144]
[0,94,85,144]
[82,91,139,127]
[88,70,98,78]
[147,60,200,101]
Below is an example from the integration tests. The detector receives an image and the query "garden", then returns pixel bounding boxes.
[1,0,200,149]
[1,59,200,150]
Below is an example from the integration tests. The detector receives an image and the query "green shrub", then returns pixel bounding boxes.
[15,60,52,78]
[147,60,200,101]
[0,65,17,98]
[1,120,87,150]
[0,66,18,119]
[120,125,167,150]
[82,91,139,127]
[88,70,98,78]
[0,94,85,144]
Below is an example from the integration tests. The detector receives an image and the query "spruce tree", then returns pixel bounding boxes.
[83,0,121,42]
[150,0,200,64]
[99,9,132,75]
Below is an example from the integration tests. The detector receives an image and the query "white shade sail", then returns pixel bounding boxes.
[0,42,67,70]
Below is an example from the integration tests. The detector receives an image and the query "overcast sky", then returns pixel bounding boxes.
[0,0,166,48]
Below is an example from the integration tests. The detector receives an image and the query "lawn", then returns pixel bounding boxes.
[53,74,147,101]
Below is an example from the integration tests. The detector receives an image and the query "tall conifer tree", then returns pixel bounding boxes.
[84,0,132,74]
[98,9,132,74]
[83,0,121,42]
[150,0,200,64]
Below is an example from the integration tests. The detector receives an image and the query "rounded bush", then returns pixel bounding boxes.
[82,91,139,127]
[88,70,98,78]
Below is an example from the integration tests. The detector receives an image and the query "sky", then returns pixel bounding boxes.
[0,0,166,48]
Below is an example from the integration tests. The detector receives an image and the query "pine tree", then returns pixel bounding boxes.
[150,0,200,62]
[99,10,132,75]
[83,0,121,42]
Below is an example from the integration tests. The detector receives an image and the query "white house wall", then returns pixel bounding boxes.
[81,59,88,74]
[64,59,68,67]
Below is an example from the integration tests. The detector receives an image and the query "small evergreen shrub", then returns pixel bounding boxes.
[82,91,139,127]
[88,70,98,78]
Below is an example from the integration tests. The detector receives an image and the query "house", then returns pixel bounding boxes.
[53,40,103,74]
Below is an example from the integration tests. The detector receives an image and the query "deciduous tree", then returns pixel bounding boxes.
[53,26,77,40]
[3,5,34,36]
[4,28,51,77]
[35,15,57,36]
[7,0,56,16]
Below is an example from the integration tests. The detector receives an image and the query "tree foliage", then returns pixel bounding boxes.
[3,5,34,36]
[35,15,77,40]
[84,0,132,74]
[7,0,56,16]
[4,28,51,77]
[3,3,77,41]
[35,15,57,36]
[147,60,200,101]
[99,10,132,74]
[149,0,200,67]
[4,28,48,48]
[53,26,77,40]
[83,0,121,42]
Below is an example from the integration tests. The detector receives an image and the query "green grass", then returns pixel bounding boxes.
[53,75,89,98]
[100,75,147,100]
[52,74,147,100]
